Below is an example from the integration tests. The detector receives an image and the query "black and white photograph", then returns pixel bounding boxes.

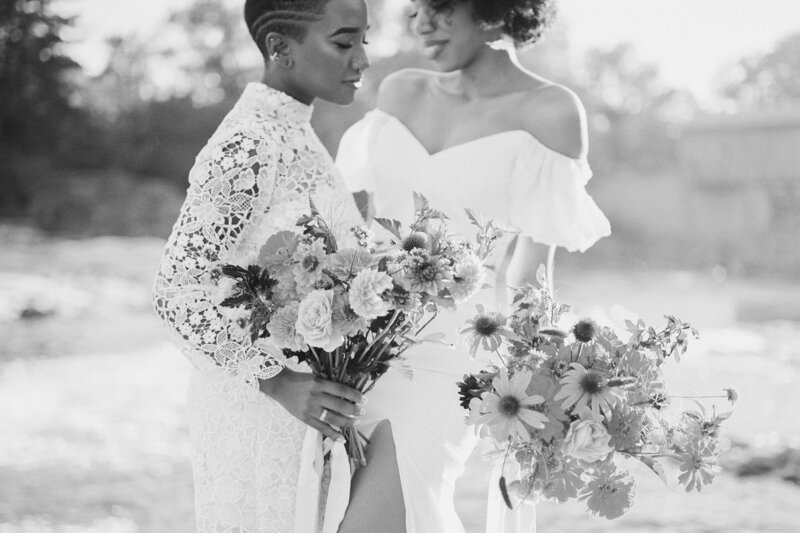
[2,0,799,531]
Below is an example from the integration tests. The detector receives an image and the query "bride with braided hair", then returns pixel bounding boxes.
[336,0,610,531]
[152,0,370,530]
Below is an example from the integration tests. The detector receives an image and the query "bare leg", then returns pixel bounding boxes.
[338,419,406,533]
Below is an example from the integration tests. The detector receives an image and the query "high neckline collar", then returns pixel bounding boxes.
[241,82,314,123]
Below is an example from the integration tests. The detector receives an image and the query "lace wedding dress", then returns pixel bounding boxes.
[336,109,611,533]
[153,82,363,532]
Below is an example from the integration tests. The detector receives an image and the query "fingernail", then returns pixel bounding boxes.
[357,406,367,416]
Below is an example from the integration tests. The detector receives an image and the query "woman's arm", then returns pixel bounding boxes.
[152,132,283,389]
[505,236,553,287]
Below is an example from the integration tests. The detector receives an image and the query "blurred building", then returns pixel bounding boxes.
[678,108,800,275]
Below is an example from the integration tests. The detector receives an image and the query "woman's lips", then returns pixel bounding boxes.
[422,40,448,60]
[343,78,363,89]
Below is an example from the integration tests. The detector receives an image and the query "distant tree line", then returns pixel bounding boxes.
[2,0,800,230]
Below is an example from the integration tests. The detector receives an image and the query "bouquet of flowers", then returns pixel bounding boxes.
[212,194,504,469]
[457,266,736,519]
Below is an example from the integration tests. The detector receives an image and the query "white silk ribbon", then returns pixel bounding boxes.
[486,460,537,533]
[294,426,352,533]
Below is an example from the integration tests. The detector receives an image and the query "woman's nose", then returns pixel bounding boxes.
[412,8,436,35]
[352,48,370,73]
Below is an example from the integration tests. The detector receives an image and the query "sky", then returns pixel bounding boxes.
[56,0,800,103]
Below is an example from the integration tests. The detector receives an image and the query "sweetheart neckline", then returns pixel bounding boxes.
[374,108,581,161]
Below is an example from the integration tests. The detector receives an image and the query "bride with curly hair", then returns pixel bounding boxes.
[335,0,610,531]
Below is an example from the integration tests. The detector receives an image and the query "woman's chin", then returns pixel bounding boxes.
[322,88,357,106]
[428,55,463,73]
[430,61,460,73]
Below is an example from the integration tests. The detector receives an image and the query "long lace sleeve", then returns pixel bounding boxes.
[153,132,283,389]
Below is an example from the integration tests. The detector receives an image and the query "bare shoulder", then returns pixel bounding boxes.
[516,83,588,159]
[376,68,436,118]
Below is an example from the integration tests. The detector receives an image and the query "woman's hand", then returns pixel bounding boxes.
[259,368,366,442]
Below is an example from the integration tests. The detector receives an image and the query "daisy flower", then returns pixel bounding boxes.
[459,304,517,357]
[467,369,548,443]
[554,363,619,420]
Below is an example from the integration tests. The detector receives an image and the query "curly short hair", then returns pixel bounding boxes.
[244,0,330,57]
[427,0,557,48]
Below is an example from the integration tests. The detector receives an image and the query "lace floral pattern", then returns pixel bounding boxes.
[153,82,363,531]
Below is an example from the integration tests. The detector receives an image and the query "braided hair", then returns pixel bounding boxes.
[244,0,330,57]
[426,0,557,48]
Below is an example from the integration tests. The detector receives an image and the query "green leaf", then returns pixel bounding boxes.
[308,195,320,217]
[631,454,668,484]
[464,207,482,229]
[413,191,429,214]
[421,332,449,344]
[374,217,403,241]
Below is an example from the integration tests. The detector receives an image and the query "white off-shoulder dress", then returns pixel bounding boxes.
[153,83,363,532]
[336,109,611,533]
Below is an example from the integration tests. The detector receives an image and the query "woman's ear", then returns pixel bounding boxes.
[265,31,294,68]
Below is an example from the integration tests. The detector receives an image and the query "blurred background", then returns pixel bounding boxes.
[1,0,799,531]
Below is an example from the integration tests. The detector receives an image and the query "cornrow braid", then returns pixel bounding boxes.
[244,0,329,57]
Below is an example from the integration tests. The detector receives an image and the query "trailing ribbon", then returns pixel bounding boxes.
[294,427,351,533]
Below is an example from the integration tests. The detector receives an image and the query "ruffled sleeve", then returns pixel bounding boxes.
[508,142,611,252]
[335,109,392,193]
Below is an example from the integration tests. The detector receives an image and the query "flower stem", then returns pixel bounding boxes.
[669,395,727,400]
[494,349,508,368]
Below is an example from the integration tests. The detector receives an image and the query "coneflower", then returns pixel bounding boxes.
[553,363,619,420]
[401,231,430,252]
[459,304,517,357]
[572,318,599,343]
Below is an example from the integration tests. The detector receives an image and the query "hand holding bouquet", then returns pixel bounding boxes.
[212,194,504,469]
[458,266,736,519]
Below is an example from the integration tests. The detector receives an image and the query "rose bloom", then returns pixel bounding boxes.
[295,289,344,351]
[562,419,614,463]
[348,268,393,320]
